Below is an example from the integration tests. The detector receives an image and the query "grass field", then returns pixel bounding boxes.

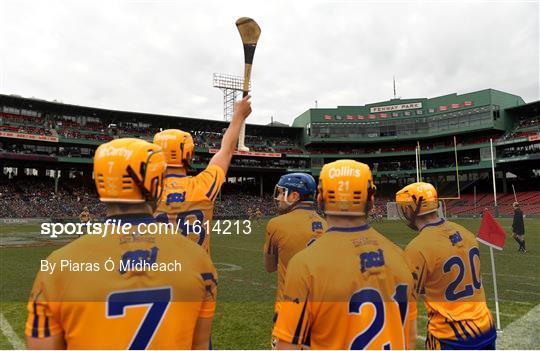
[1,218,538,349]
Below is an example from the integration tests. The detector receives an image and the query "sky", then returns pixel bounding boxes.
[0,0,538,125]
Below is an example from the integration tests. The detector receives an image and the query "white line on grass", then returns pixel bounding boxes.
[505,289,540,296]
[482,272,539,280]
[0,312,25,349]
[496,280,539,288]
[212,244,260,252]
[500,312,520,318]
[498,300,534,306]
[213,262,243,271]
[497,303,540,349]
[493,252,540,258]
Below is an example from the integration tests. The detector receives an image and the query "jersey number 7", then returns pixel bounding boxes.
[107,287,172,350]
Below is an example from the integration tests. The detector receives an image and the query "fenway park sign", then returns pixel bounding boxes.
[370,102,422,113]
[0,131,58,142]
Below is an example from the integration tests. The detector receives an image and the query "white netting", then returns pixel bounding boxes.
[386,201,446,220]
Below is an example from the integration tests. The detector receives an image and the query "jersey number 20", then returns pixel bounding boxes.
[443,247,482,301]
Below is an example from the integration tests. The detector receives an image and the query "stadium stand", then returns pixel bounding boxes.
[445,192,540,217]
[1,90,539,220]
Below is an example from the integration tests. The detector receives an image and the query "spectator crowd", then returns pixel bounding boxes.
[0,111,305,154]
[0,175,278,220]
[0,175,104,219]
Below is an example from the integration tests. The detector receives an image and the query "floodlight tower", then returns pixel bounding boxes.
[213,73,250,121]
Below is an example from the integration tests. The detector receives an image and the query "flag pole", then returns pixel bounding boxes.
[489,138,502,331]
[489,246,501,331]
[474,185,477,216]
[417,141,422,181]
[415,145,420,182]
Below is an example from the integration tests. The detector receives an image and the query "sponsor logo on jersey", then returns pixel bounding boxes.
[97,145,133,160]
[360,249,385,273]
[328,166,361,179]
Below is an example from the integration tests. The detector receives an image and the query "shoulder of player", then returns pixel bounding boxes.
[266,212,292,230]
[403,230,429,257]
[166,234,209,256]
[286,241,319,269]
[310,211,327,223]
[198,163,225,179]
[40,236,104,288]
[370,233,413,276]
[444,220,477,240]
[46,234,101,262]
[162,236,214,269]
[161,176,190,194]
[368,227,407,256]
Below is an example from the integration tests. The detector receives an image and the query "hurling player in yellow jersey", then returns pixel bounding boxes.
[274,160,417,350]
[153,96,252,252]
[396,182,496,350]
[264,173,327,348]
[26,138,218,350]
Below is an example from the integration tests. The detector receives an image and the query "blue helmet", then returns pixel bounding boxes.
[274,172,317,203]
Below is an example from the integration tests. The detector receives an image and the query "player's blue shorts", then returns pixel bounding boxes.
[426,328,496,350]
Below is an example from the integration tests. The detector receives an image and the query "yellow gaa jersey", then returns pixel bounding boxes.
[273,224,416,350]
[263,206,327,311]
[154,164,225,252]
[26,216,217,350]
[404,219,496,350]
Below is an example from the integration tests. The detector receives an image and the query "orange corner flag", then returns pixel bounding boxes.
[477,209,507,250]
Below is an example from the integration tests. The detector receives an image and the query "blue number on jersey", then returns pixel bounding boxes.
[349,288,385,349]
[443,247,482,301]
[176,209,206,246]
[107,287,172,350]
[348,284,410,349]
[469,247,482,289]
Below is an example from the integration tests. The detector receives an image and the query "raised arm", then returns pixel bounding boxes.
[208,95,252,174]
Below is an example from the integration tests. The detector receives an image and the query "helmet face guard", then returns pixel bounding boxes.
[273,185,300,214]
[273,173,317,214]
[397,196,424,230]
[125,150,164,208]
[273,185,294,205]
[395,182,440,231]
